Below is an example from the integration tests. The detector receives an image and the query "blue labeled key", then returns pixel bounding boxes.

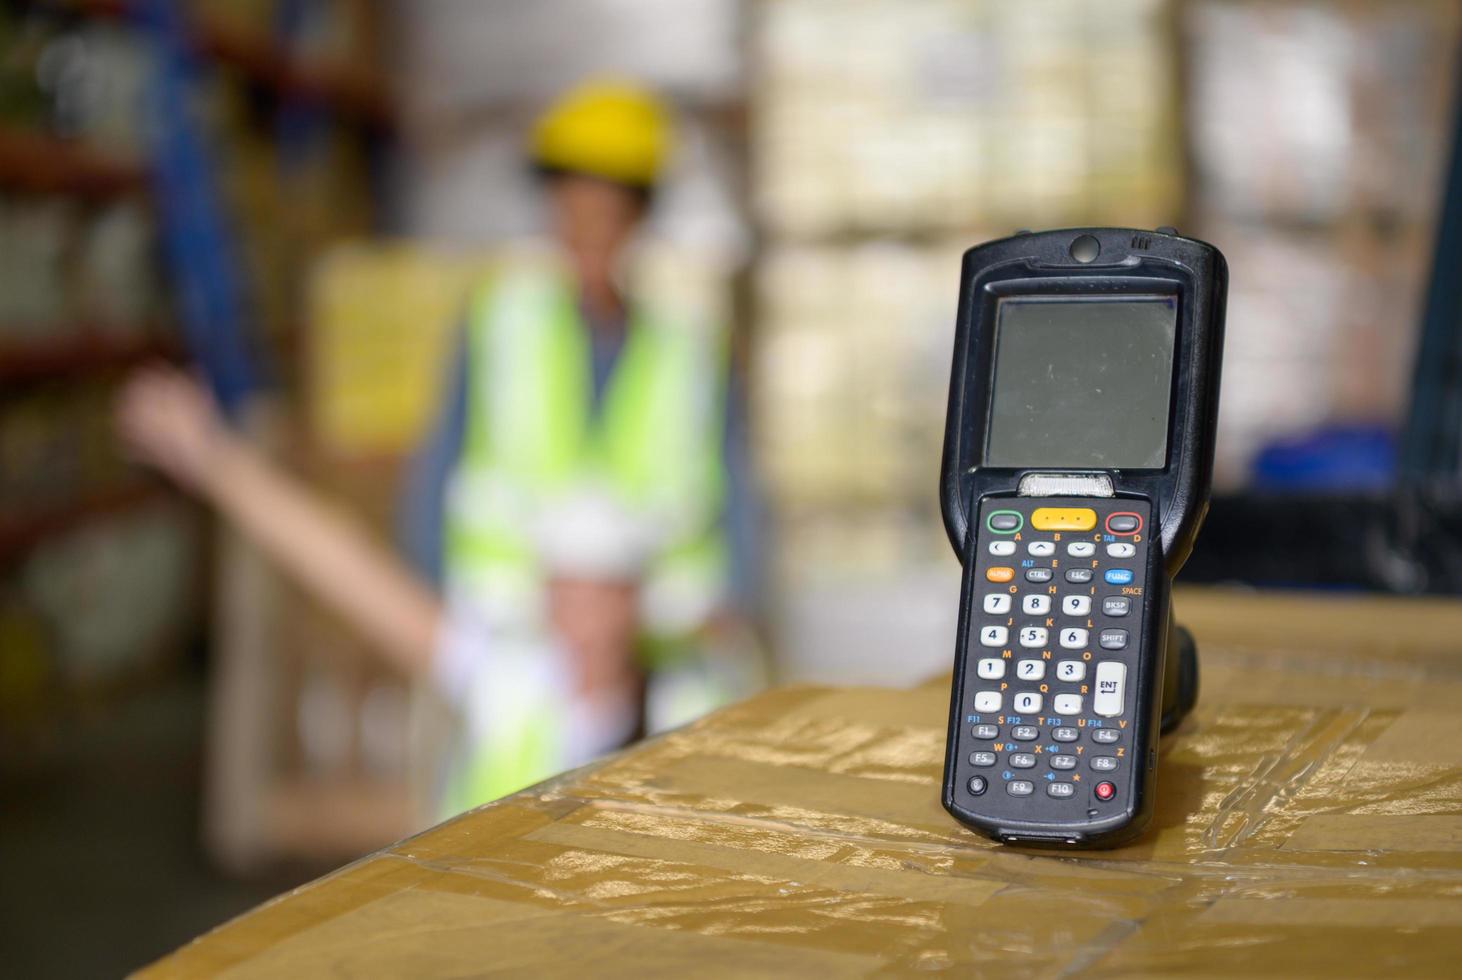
[1104,568,1134,586]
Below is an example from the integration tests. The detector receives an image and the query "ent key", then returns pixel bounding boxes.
[1094,662,1127,717]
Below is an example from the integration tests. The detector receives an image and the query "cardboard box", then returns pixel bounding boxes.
[144,587,1462,976]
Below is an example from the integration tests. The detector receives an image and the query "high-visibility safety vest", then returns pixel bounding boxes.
[437,260,730,812]
[434,631,576,820]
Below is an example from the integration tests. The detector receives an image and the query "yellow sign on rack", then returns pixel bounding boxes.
[307,244,489,458]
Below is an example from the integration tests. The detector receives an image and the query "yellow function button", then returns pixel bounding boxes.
[986,566,1015,583]
[1030,507,1097,531]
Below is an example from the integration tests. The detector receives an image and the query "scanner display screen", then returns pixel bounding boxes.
[984,296,1177,469]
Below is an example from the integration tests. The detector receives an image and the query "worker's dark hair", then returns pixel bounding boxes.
[531,163,655,210]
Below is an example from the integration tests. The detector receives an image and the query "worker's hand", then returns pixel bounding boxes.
[548,576,641,697]
[114,366,234,494]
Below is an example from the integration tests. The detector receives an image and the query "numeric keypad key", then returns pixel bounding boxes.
[1056,660,1086,682]
[1061,595,1091,616]
[1019,626,1048,648]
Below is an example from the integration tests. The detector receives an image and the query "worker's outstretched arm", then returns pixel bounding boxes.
[115,367,443,677]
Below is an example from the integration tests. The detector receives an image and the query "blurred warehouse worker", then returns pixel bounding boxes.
[117,80,756,816]
[404,80,743,678]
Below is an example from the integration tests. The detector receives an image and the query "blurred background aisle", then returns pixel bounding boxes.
[2,1,1460,974]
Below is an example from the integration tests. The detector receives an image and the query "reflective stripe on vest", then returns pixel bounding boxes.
[443,266,728,634]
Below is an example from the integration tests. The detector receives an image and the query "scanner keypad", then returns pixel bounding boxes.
[957,497,1150,816]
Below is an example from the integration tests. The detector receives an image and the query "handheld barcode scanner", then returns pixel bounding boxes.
[939,228,1226,848]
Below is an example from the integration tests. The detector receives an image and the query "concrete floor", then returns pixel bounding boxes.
[1,672,311,977]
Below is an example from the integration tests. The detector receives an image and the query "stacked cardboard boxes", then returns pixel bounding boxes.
[1186,0,1458,485]
[750,0,1184,682]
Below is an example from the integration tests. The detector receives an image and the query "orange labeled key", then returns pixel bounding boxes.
[1030,507,1097,531]
[986,566,1015,583]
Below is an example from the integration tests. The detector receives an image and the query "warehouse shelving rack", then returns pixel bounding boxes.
[0,0,394,558]
[2,0,403,872]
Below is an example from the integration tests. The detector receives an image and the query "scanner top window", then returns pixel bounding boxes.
[982,295,1178,470]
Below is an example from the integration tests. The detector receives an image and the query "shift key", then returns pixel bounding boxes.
[1094,662,1126,717]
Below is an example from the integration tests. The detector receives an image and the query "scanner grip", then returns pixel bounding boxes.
[1160,610,1199,734]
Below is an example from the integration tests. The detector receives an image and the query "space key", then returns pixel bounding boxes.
[1094,662,1126,717]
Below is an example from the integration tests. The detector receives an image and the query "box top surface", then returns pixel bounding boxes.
[143,588,1462,977]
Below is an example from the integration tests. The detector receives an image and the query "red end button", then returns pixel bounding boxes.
[1095,781,1117,802]
[1105,512,1143,536]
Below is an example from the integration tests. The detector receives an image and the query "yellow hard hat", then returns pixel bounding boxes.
[530,80,671,188]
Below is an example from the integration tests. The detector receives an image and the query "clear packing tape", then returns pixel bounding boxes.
[141,589,1462,976]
